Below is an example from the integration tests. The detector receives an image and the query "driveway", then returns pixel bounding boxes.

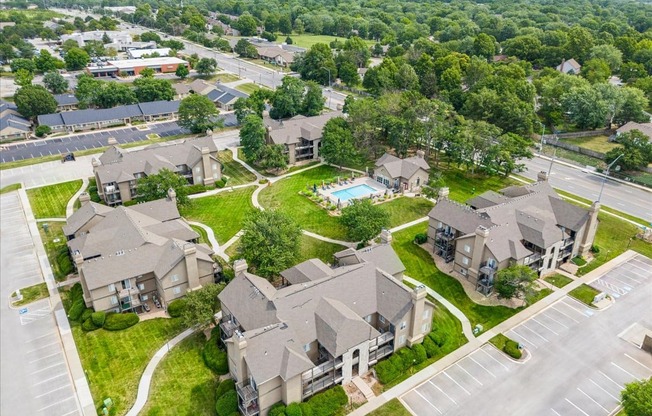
[401,254,652,416]
[0,192,81,416]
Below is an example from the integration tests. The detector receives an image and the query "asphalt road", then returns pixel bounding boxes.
[0,114,237,163]
[521,156,652,224]
[402,254,652,416]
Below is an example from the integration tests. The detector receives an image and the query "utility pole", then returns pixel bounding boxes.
[598,153,624,202]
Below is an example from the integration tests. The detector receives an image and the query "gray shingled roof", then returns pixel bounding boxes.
[0,113,31,133]
[63,201,114,236]
[466,191,510,209]
[334,244,405,277]
[315,298,380,357]
[375,153,430,180]
[264,112,341,145]
[280,259,333,285]
[54,94,79,106]
[428,198,494,235]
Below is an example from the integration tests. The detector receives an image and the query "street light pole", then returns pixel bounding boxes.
[322,67,332,109]
[598,153,624,202]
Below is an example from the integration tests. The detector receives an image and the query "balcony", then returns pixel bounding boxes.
[219,320,239,340]
[524,252,542,265]
[104,185,119,195]
[479,261,497,276]
[302,372,343,399]
[369,344,393,365]
[236,381,258,405]
[118,287,140,298]
[435,228,455,241]
[302,357,343,382]
[369,331,394,350]
[562,238,574,248]
[239,402,259,416]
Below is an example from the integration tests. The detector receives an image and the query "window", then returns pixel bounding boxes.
[212,163,218,171]
[195,166,201,172]
[141,294,148,301]
[110,295,118,305]
[138,283,145,290]
[423,309,430,319]
[379,315,385,324]
[422,323,429,333]
[400,321,406,330]
[464,244,471,253]
[303,343,311,352]
[398,335,406,346]
[173,287,181,295]
[108,283,115,292]
[460,268,467,276]
[416,178,420,186]
[122,279,131,289]
[462,257,469,265]
[365,315,372,323]
[171,274,179,282]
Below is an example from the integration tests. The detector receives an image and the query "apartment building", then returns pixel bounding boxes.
[218,245,434,416]
[373,151,430,193]
[64,191,220,313]
[427,172,599,294]
[93,136,221,205]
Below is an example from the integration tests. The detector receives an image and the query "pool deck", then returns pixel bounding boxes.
[319,177,388,206]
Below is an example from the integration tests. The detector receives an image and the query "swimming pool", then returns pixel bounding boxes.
[331,184,379,201]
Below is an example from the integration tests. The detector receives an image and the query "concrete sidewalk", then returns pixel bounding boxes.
[350,250,640,415]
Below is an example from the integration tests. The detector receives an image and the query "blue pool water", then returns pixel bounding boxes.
[331,184,378,201]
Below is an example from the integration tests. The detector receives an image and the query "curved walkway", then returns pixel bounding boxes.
[302,230,356,248]
[66,177,89,218]
[188,221,220,252]
[35,217,66,222]
[124,327,196,416]
[403,276,475,341]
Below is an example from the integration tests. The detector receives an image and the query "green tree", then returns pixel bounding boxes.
[234,13,258,37]
[14,69,33,87]
[195,58,218,76]
[621,378,652,416]
[0,44,16,62]
[561,85,609,129]
[294,43,337,85]
[338,61,360,87]
[175,64,189,79]
[270,76,305,119]
[589,44,622,72]
[494,265,537,300]
[14,85,57,119]
[259,144,288,172]
[340,199,390,244]
[178,94,221,134]
[302,81,325,116]
[10,58,36,74]
[238,210,302,279]
[320,117,359,168]
[140,31,161,43]
[94,82,137,108]
[137,168,190,206]
[239,114,267,161]
[234,39,258,58]
[565,26,594,62]
[581,59,611,84]
[101,32,111,44]
[473,33,497,60]
[74,74,102,108]
[43,71,69,94]
[64,47,90,71]
[342,36,371,68]
[139,67,155,78]
[181,283,225,329]
[133,77,175,102]
[614,87,649,125]
[606,130,652,170]
[34,49,60,73]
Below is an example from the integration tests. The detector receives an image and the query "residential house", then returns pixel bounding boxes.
[92,136,221,205]
[188,79,216,95]
[54,94,79,112]
[86,57,189,77]
[173,83,193,100]
[207,83,248,111]
[218,247,434,415]
[64,191,220,313]
[263,112,341,165]
[37,100,181,132]
[427,172,599,295]
[556,58,581,74]
[614,121,652,142]
[0,101,31,141]
[373,151,430,192]
[256,46,295,67]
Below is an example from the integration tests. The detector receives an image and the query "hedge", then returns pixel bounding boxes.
[503,340,522,359]
[35,125,51,137]
[187,184,208,195]
[91,311,106,327]
[68,299,86,321]
[286,403,302,416]
[299,385,347,416]
[375,359,399,384]
[429,330,447,347]
[203,337,229,374]
[103,312,139,331]
[414,233,428,244]
[396,348,415,370]
[215,179,226,188]
[215,389,237,416]
[82,318,99,331]
[167,299,187,318]
[269,405,287,416]
[423,337,439,358]
[412,343,427,365]
[215,379,235,401]
[80,308,93,323]
[70,283,83,302]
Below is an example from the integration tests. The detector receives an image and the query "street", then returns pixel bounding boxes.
[521,156,652,223]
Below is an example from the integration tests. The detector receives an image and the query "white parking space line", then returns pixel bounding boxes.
[34,372,67,386]
[531,317,559,336]
[27,341,60,354]
[599,371,623,389]
[550,408,562,416]
[29,351,62,364]
[589,379,619,401]
[468,356,496,378]
[58,409,80,416]
[37,396,76,412]
[565,398,590,416]
[31,362,65,375]
[26,332,56,343]
[429,381,457,405]
[562,298,593,317]
[614,272,641,283]
[521,323,550,342]
[544,310,572,327]
[456,362,483,386]
[624,353,652,372]
[577,388,609,413]
[507,328,537,349]
[480,348,509,371]
[35,385,70,399]
[611,362,642,380]
[443,371,471,395]
[414,390,443,415]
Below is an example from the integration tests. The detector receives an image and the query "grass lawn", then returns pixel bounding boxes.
[569,283,601,306]
[392,223,521,331]
[181,187,256,244]
[288,33,376,49]
[190,224,209,246]
[210,73,241,83]
[27,180,81,218]
[541,143,602,168]
[141,332,218,416]
[11,282,48,307]
[380,196,434,228]
[258,165,351,241]
[488,333,513,351]
[436,166,520,203]
[72,318,185,416]
[235,82,263,95]
[0,183,21,194]
[367,398,411,416]
[39,221,73,281]
[218,149,257,185]
[224,234,345,265]
[544,273,574,288]
[560,135,619,153]
[554,189,648,226]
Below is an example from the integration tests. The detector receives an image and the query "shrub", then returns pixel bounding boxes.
[269,403,287,416]
[56,250,73,276]
[591,245,600,254]
[414,233,428,244]
[35,125,51,137]
[215,179,226,188]
[215,389,238,416]
[167,299,187,318]
[215,379,235,400]
[91,311,106,327]
[423,337,439,358]
[571,256,587,266]
[82,318,99,331]
[301,385,347,416]
[286,403,302,416]
[429,330,447,347]
[187,184,208,194]
[503,340,522,359]
[203,337,229,374]
[412,344,427,365]
[68,299,85,321]
[80,308,93,322]
[375,359,399,384]
[123,200,138,206]
[396,348,416,370]
[70,283,83,302]
[103,312,139,330]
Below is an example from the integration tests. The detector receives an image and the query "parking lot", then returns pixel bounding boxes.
[401,254,652,416]
[0,192,81,416]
